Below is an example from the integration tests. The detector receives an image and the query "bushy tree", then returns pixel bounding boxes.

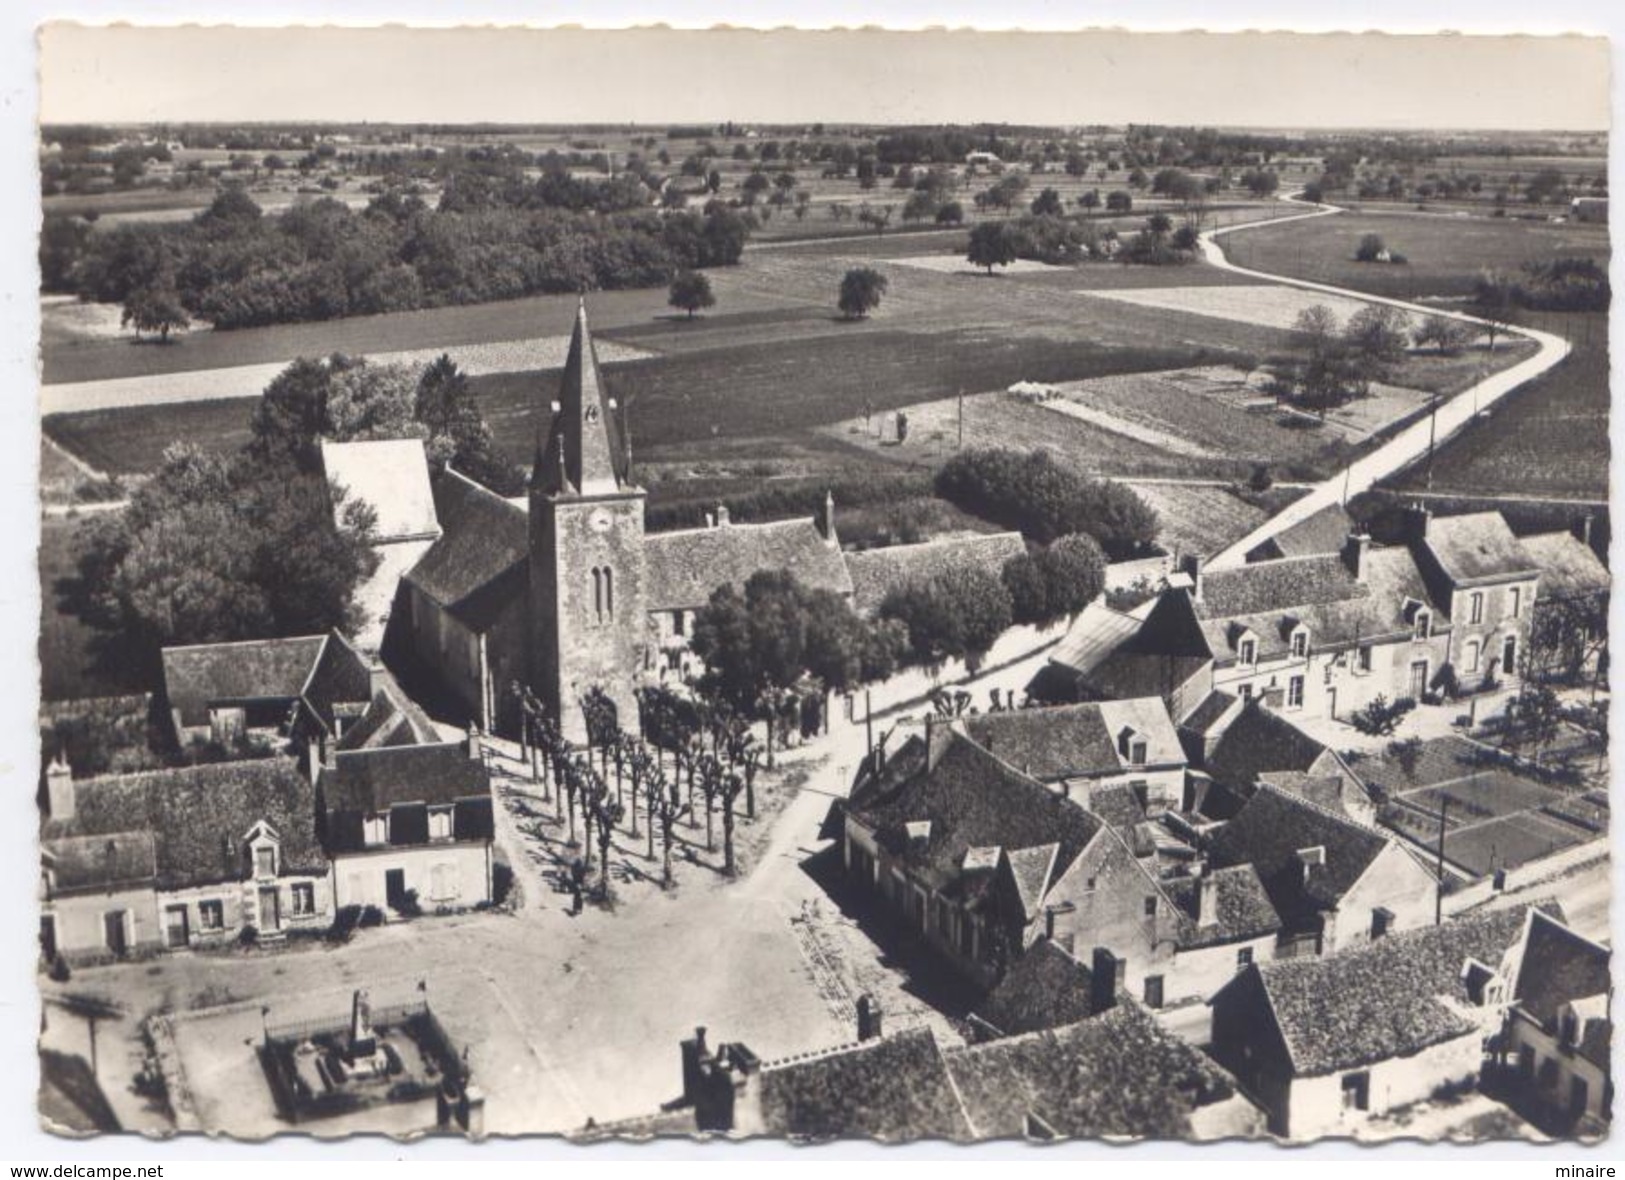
[414,355,521,494]
[837,266,888,319]
[1354,233,1388,262]
[1029,187,1065,217]
[1002,533,1108,625]
[880,563,1013,666]
[121,269,191,342]
[668,269,716,319]
[967,221,1019,274]
[1413,314,1472,356]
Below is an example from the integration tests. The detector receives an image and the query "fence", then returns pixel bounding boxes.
[264,997,431,1045]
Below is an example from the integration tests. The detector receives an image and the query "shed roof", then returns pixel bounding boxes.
[1517,530,1609,600]
[161,636,327,728]
[972,939,1097,1038]
[320,438,440,542]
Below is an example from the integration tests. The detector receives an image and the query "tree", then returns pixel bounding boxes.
[1105,190,1133,214]
[837,266,887,320]
[1413,314,1472,357]
[667,270,716,319]
[1354,233,1388,263]
[934,201,965,226]
[121,270,190,343]
[1472,270,1519,353]
[1242,169,1279,198]
[901,190,938,224]
[1078,188,1101,213]
[64,443,379,677]
[856,204,892,235]
[1343,304,1412,385]
[966,221,1018,274]
[1002,533,1108,625]
[1030,187,1064,217]
[719,771,746,877]
[880,563,1014,666]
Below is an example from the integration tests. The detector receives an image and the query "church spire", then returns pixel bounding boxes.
[535,298,624,496]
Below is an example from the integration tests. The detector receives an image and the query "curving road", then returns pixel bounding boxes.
[1196,194,1573,570]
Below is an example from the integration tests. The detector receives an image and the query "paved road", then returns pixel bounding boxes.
[1197,195,1573,568]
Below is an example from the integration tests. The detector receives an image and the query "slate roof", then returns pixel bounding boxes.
[1517,530,1609,600]
[38,1049,120,1134]
[972,939,1097,1038]
[944,1001,1243,1140]
[846,728,1102,895]
[1505,909,1611,1026]
[162,636,327,728]
[322,742,491,812]
[1048,603,1143,676]
[1250,504,1354,561]
[1199,553,1363,620]
[1181,690,1240,736]
[404,469,529,624]
[756,1027,975,1141]
[644,518,852,612]
[42,831,157,894]
[300,632,375,734]
[1085,782,1150,828]
[843,532,1026,616]
[961,698,1181,783]
[1163,865,1282,950]
[1233,905,1545,1076]
[335,674,440,752]
[1207,783,1399,928]
[1422,512,1540,585]
[42,758,325,890]
[1207,702,1334,792]
[321,438,441,542]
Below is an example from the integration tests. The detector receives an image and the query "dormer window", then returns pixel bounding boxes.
[1469,592,1484,625]
[429,805,454,841]
[363,813,388,846]
[1413,610,1431,641]
[1130,740,1147,766]
[1238,637,1257,665]
[245,821,281,880]
[1291,628,1309,659]
[1117,727,1147,765]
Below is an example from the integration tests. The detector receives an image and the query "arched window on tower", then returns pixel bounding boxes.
[603,567,614,620]
[591,567,603,625]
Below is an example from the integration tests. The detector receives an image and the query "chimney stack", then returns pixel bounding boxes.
[715,504,730,527]
[1090,947,1121,1015]
[1182,553,1205,603]
[856,994,884,1041]
[1342,532,1371,583]
[1408,503,1433,542]
[1575,513,1595,549]
[681,1027,709,1104]
[45,751,74,821]
[1197,869,1220,928]
[467,723,483,762]
[819,490,838,548]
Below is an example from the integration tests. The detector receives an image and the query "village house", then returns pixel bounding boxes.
[1207,905,1541,1138]
[316,736,496,912]
[1488,908,1612,1128]
[839,717,1281,1007]
[599,984,1263,1141]
[1191,697,1375,824]
[391,300,1029,742]
[40,755,330,963]
[1206,784,1436,958]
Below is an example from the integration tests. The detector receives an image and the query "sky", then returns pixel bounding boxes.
[39,24,1611,131]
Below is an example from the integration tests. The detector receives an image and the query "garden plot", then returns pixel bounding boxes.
[1120,481,1275,561]
[1078,283,1423,335]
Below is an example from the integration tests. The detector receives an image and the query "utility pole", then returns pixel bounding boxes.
[1434,795,1449,926]
[957,388,964,450]
[864,689,874,762]
[1425,396,1440,492]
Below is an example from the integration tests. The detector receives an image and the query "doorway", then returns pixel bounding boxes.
[1408,660,1429,700]
[386,868,408,910]
[258,886,281,933]
[164,905,190,949]
[40,914,57,962]
[103,910,127,956]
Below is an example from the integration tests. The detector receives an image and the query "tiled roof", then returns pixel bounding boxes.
[320,438,440,542]
[300,633,374,734]
[1085,782,1149,829]
[756,1027,974,1141]
[1253,504,1354,561]
[1207,702,1332,791]
[1048,603,1143,676]
[1180,690,1240,736]
[38,1049,120,1134]
[335,673,441,752]
[945,1001,1242,1140]
[973,939,1097,1037]
[162,636,327,728]
[1164,865,1282,949]
[844,532,1025,616]
[405,469,529,622]
[847,729,1102,895]
[1003,844,1060,921]
[1506,909,1610,1026]
[43,758,325,889]
[645,518,852,612]
[43,831,157,893]
[961,698,1180,783]
[322,742,491,812]
[1207,783,1396,927]
[1198,553,1363,620]
[1422,512,1540,585]
[1517,531,1609,600]
[1241,905,1544,1076]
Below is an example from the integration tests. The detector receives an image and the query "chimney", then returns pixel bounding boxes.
[1197,869,1220,928]
[46,751,74,821]
[1575,513,1595,549]
[715,504,730,527]
[817,490,839,548]
[704,512,715,528]
[1408,502,1433,541]
[1182,553,1204,603]
[681,1027,709,1104]
[466,723,483,761]
[1090,947,1120,1015]
[1342,532,1371,583]
[856,994,883,1041]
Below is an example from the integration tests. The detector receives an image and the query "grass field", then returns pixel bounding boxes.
[1219,210,1610,301]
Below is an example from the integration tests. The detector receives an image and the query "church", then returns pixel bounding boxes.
[382,302,1015,743]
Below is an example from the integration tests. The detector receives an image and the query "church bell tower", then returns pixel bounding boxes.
[529,300,648,744]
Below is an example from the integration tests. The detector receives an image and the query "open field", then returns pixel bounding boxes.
[1219,210,1610,301]
[1119,481,1283,561]
[1388,312,1608,500]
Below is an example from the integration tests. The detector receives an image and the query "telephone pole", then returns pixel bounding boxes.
[1434,796,1450,925]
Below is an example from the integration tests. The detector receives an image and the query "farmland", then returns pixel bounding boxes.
[1219,210,1610,301]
